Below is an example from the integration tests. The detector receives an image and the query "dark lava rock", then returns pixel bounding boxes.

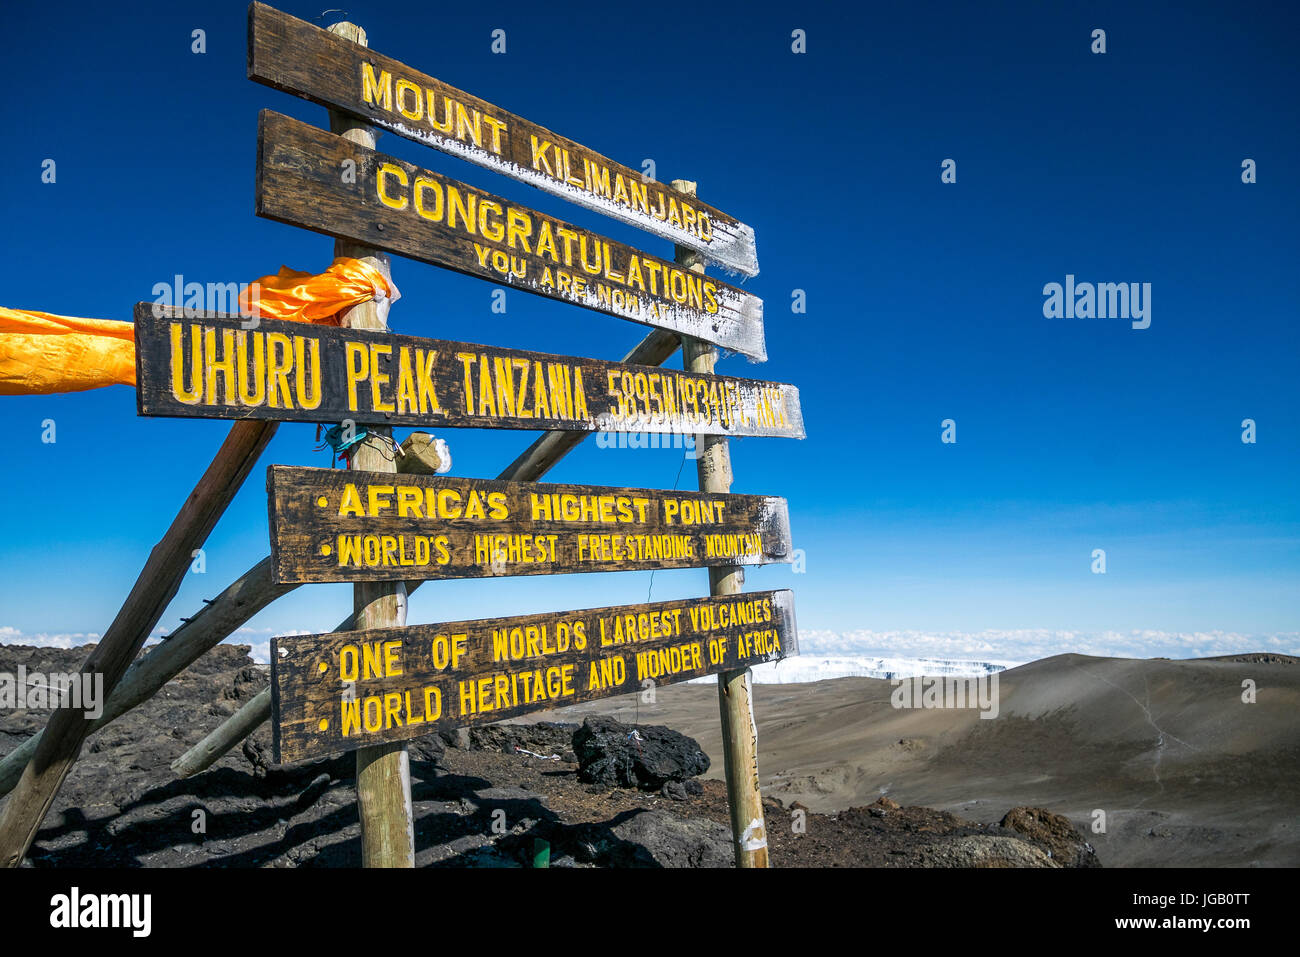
[242,736,270,778]
[999,806,1101,868]
[566,809,732,868]
[610,810,732,867]
[869,796,900,818]
[438,728,471,750]
[469,722,578,761]
[572,716,709,790]
[407,736,445,763]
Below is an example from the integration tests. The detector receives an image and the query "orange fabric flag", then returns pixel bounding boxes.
[239,258,399,326]
[0,309,136,394]
[0,258,398,396]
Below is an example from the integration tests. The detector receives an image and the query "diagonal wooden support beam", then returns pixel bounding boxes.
[0,557,289,796]
[0,420,278,867]
[171,685,276,779]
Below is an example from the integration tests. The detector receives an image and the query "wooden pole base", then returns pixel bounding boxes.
[674,178,769,868]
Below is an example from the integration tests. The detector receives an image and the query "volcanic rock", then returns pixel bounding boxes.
[999,806,1100,868]
[572,716,709,790]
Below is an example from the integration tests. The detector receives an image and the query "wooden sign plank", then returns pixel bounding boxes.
[271,589,797,762]
[256,110,767,361]
[267,466,792,584]
[134,308,804,438]
[247,2,759,278]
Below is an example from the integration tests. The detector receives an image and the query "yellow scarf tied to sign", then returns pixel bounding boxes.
[0,258,399,396]
[238,257,400,326]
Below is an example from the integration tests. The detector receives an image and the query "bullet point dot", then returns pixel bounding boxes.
[321,544,332,556]
[317,496,328,507]
[318,662,328,673]
[318,718,329,731]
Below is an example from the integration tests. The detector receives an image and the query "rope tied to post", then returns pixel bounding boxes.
[314,423,400,468]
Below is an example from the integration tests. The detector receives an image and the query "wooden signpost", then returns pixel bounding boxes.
[267,465,792,584]
[674,179,771,867]
[247,2,759,278]
[271,590,797,763]
[256,110,767,360]
[135,309,803,438]
[0,5,800,871]
[321,18,414,869]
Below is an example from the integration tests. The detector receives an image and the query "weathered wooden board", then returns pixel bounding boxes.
[267,466,792,584]
[271,589,797,762]
[256,110,767,361]
[134,309,803,438]
[247,2,759,278]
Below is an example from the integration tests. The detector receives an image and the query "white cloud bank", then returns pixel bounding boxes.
[4,625,1296,668]
[0,625,315,664]
[0,626,106,650]
[799,628,1300,662]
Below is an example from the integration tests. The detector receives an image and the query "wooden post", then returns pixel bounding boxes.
[325,20,414,869]
[672,179,769,868]
[171,687,274,779]
[0,420,276,867]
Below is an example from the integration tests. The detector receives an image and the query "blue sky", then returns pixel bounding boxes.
[1,0,1296,662]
